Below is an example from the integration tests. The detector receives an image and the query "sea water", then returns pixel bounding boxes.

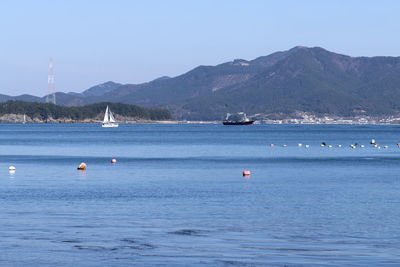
[0,123,399,266]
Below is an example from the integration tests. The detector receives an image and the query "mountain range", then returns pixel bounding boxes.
[3,46,400,120]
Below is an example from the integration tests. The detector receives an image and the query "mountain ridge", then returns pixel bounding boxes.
[3,46,400,120]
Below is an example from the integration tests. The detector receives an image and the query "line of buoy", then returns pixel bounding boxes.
[7,158,120,173]
[267,141,398,149]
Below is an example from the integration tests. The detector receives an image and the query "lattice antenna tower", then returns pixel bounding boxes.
[46,56,56,104]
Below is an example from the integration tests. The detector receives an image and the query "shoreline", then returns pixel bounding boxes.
[1,121,400,125]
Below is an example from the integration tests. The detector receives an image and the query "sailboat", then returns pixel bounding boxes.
[23,114,26,124]
[102,106,119,127]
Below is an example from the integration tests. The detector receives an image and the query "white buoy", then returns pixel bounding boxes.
[371,139,376,144]
[338,145,342,148]
[305,145,310,148]
[9,166,15,171]
[360,145,365,148]
[328,145,332,148]
[298,143,302,147]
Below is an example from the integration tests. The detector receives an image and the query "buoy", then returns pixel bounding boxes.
[374,143,378,147]
[298,143,302,147]
[378,146,381,149]
[338,145,342,148]
[282,144,287,147]
[384,146,388,149]
[360,145,365,148]
[321,142,326,147]
[371,139,376,144]
[243,170,250,176]
[350,144,356,149]
[328,145,332,148]
[77,162,86,170]
[270,144,274,147]
[397,143,400,147]
[111,158,117,163]
[305,144,310,148]
[9,166,15,171]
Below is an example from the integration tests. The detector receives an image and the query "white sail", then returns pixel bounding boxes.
[102,105,118,127]
[103,106,110,123]
[108,108,116,123]
[23,114,26,124]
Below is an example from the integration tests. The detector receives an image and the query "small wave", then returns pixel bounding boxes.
[169,229,207,236]
[61,239,82,243]
[74,245,117,251]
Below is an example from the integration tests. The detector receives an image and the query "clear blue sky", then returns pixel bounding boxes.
[0,0,399,96]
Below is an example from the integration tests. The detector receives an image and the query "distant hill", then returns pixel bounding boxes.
[0,100,171,122]
[3,46,400,120]
[0,93,42,103]
[94,46,400,119]
[81,81,122,97]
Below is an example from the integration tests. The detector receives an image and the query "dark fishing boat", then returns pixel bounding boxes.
[223,112,254,125]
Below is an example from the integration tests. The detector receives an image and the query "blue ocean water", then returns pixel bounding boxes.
[0,123,399,266]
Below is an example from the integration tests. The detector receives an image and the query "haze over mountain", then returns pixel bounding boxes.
[3,46,400,120]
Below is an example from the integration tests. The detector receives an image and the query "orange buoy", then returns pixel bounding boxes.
[111,158,117,164]
[397,143,400,147]
[270,144,274,147]
[243,170,251,176]
[77,162,86,170]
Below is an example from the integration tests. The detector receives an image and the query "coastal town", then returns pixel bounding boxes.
[251,112,400,125]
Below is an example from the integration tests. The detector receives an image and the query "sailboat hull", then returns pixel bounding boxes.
[102,123,119,128]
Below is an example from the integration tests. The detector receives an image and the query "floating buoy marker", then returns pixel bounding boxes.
[9,166,15,172]
[77,162,86,170]
[111,158,117,164]
[243,170,251,177]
